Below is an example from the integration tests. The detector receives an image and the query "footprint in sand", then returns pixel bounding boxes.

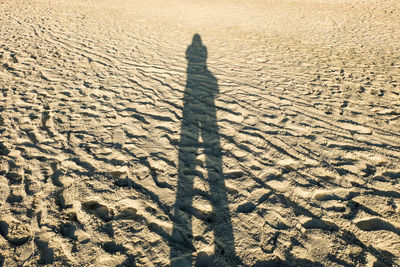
[354,217,400,235]
[82,199,113,222]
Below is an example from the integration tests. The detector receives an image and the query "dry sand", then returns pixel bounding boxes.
[1,0,400,266]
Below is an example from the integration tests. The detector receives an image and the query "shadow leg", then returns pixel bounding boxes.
[170,105,200,266]
[201,111,237,265]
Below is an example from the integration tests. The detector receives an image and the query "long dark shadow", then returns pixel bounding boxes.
[170,34,238,266]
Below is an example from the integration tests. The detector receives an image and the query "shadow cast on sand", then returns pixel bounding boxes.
[169,34,239,266]
[168,34,368,267]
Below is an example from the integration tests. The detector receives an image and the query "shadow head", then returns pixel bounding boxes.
[192,33,202,45]
[186,33,208,67]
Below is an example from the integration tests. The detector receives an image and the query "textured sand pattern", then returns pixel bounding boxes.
[0,0,400,266]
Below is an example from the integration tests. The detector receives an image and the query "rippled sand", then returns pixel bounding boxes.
[0,0,399,266]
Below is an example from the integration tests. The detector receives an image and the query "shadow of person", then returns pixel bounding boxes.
[170,34,239,266]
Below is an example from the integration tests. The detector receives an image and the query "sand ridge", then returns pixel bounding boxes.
[0,0,400,266]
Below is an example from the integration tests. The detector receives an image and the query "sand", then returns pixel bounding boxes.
[0,0,399,266]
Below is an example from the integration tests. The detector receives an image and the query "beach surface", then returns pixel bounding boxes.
[0,0,400,266]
